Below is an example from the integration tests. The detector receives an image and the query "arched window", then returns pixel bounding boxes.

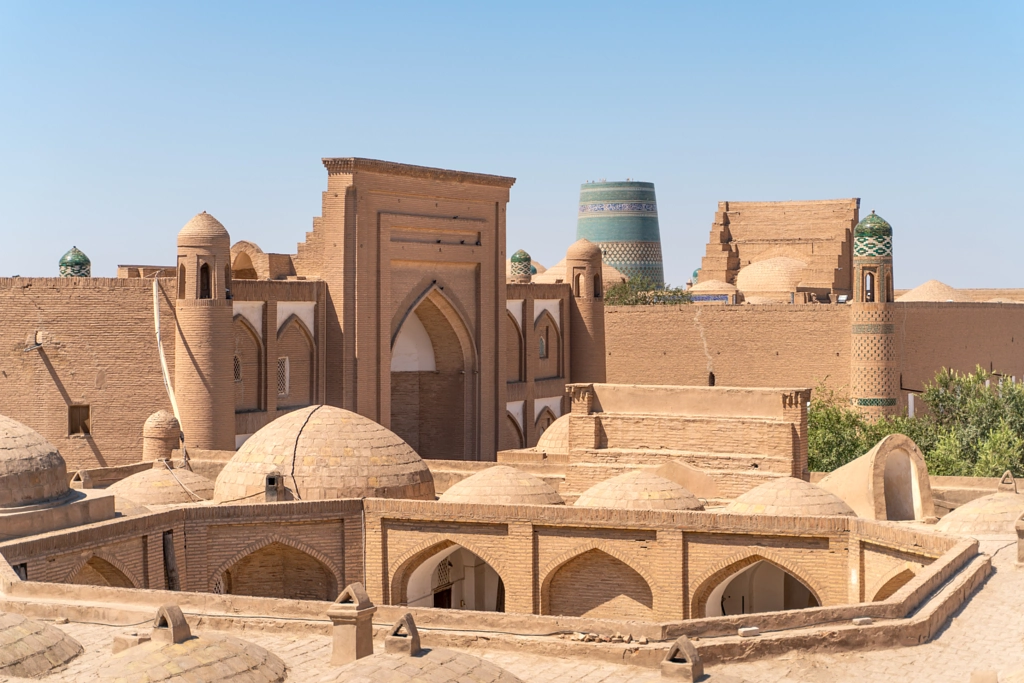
[199,263,211,299]
[864,272,874,303]
[575,273,584,297]
[539,332,548,359]
[233,355,242,382]
[177,264,185,299]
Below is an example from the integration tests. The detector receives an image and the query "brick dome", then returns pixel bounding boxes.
[690,279,737,293]
[214,405,435,503]
[566,238,602,261]
[735,257,807,294]
[143,410,179,438]
[99,633,285,683]
[0,612,83,678]
[109,466,215,507]
[575,470,704,511]
[532,258,626,285]
[177,212,230,249]
[935,491,1024,536]
[896,279,969,302]
[440,465,563,505]
[323,648,523,683]
[726,477,856,517]
[535,414,569,453]
[0,414,69,508]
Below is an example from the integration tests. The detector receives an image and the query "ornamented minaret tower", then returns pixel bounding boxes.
[566,239,607,383]
[174,212,235,451]
[850,211,899,419]
[509,249,532,284]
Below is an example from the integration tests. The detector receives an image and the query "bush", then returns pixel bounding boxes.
[807,367,1024,477]
[604,276,691,306]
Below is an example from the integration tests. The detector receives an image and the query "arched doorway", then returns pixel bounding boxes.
[404,545,505,612]
[544,549,653,620]
[219,542,337,601]
[391,290,475,460]
[69,556,135,589]
[705,560,819,617]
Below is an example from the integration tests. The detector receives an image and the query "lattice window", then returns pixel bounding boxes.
[434,558,452,589]
[277,357,289,397]
[233,356,242,382]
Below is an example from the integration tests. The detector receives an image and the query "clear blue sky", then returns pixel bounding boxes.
[1,1,1021,288]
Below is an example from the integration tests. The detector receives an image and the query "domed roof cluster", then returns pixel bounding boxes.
[178,212,230,248]
[575,470,704,511]
[0,612,83,678]
[214,405,435,503]
[0,414,69,508]
[736,257,808,295]
[109,465,215,508]
[535,414,569,454]
[440,465,563,505]
[726,477,856,517]
[854,211,893,238]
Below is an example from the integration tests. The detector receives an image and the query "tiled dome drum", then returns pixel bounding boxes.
[0,414,70,508]
[58,246,91,277]
[509,249,532,283]
[576,181,664,285]
[853,211,893,258]
[214,405,435,502]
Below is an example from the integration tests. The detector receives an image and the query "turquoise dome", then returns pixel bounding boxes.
[854,211,892,239]
[58,246,91,277]
[510,249,531,263]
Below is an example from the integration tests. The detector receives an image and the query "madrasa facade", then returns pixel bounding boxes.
[0,157,1020,682]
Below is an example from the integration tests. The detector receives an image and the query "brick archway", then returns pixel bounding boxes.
[539,542,657,617]
[690,551,825,618]
[389,535,507,606]
[208,534,342,599]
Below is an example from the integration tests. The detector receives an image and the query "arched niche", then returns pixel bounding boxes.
[233,316,263,412]
[534,311,561,380]
[543,548,653,620]
[535,407,557,438]
[68,555,137,589]
[277,316,314,409]
[701,559,820,618]
[391,539,506,612]
[502,413,524,450]
[390,287,476,460]
[218,541,337,601]
[506,312,524,383]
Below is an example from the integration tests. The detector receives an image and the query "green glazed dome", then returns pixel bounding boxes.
[58,246,91,277]
[510,249,531,263]
[854,211,892,239]
[692,268,701,284]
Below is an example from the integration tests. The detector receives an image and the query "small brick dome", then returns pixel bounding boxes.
[143,410,179,438]
[322,647,523,683]
[736,257,807,294]
[935,491,1024,536]
[896,279,968,303]
[214,405,435,503]
[440,465,563,505]
[99,633,285,683]
[109,466,215,507]
[566,238,602,262]
[0,414,69,508]
[535,414,569,454]
[0,612,83,678]
[726,477,856,517]
[177,212,230,249]
[690,278,737,293]
[575,470,704,511]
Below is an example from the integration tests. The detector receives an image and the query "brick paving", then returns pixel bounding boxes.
[2,539,1020,683]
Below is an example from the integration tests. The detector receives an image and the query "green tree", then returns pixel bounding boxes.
[603,275,691,306]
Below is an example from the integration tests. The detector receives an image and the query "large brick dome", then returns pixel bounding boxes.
[109,465,215,507]
[440,465,563,505]
[535,414,569,454]
[575,470,704,511]
[736,256,807,295]
[935,490,1024,536]
[214,405,435,503]
[0,414,69,508]
[0,612,83,678]
[726,477,856,517]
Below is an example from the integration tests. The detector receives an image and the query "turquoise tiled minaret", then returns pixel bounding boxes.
[576,181,664,286]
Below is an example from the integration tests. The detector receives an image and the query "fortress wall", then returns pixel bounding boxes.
[0,278,177,470]
[605,304,852,392]
[895,302,1024,396]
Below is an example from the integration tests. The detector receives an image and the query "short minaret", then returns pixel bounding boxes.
[850,211,899,419]
[174,212,235,451]
[566,239,606,383]
[509,249,533,284]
